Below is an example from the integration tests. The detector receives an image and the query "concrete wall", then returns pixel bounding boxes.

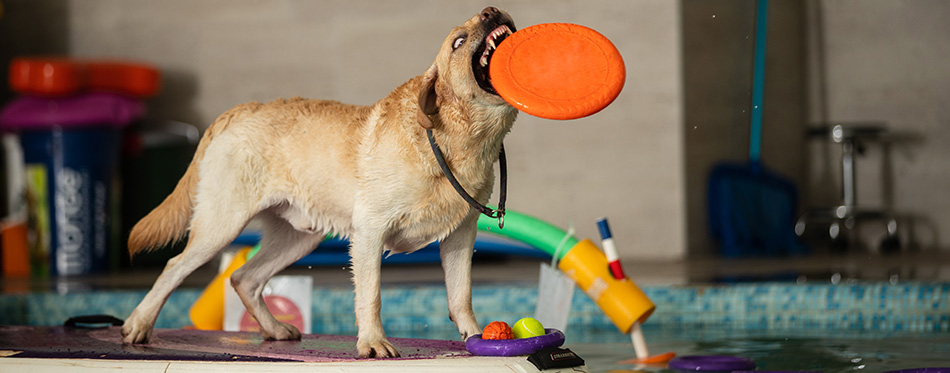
[805,0,950,252]
[683,0,950,256]
[0,1,69,103]
[6,1,947,261]
[1,1,685,260]
[683,0,806,256]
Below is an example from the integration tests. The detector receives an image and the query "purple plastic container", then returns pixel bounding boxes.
[0,93,143,275]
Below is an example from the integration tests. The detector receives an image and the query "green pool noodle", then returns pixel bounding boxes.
[477,208,578,261]
[246,210,577,261]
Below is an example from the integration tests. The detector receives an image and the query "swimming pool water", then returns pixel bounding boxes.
[376,325,950,372]
[567,328,950,373]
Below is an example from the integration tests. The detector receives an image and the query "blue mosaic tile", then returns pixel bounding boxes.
[2,282,950,336]
[0,294,27,325]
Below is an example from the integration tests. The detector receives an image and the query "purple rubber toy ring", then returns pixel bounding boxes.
[883,369,950,373]
[668,355,756,371]
[466,328,565,356]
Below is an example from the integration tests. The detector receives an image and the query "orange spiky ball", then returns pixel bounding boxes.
[481,321,514,340]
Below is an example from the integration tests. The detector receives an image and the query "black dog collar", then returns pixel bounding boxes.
[426,128,507,229]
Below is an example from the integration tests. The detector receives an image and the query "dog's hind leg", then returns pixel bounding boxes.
[122,206,251,344]
[229,212,323,341]
[349,227,399,358]
[439,214,481,341]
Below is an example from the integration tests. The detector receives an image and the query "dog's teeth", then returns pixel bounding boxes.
[488,39,496,50]
[480,55,488,67]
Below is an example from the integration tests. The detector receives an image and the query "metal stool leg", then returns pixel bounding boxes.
[798,124,900,254]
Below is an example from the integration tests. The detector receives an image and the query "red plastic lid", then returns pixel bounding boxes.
[9,58,161,98]
[489,23,625,120]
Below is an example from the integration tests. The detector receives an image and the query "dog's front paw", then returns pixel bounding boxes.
[456,319,481,341]
[357,338,400,358]
[262,322,302,341]
[121,318,153,344]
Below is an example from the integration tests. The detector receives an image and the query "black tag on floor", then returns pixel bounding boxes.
[527,347,585,370]
[64,315,124,329]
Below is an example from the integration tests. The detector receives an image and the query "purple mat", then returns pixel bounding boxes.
[0,326,469,362]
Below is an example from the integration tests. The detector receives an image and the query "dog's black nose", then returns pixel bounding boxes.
[480,7,500,22]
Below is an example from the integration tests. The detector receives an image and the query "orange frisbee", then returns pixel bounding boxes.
[489,23,625,120]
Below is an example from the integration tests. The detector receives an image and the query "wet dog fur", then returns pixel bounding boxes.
[122,7,518,358]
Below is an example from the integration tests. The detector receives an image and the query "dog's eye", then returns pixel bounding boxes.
[452,37,465,50]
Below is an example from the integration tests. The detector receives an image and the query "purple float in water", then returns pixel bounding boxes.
[668,355,756,372]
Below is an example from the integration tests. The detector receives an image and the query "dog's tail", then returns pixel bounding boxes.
[127,109,239,257]
[127,145,203,257]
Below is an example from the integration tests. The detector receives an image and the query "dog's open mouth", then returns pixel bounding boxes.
[472,23,514,95]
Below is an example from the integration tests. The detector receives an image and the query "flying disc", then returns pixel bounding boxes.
[489,23,625,120]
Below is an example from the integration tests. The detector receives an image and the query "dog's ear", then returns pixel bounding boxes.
[417,64,439,129]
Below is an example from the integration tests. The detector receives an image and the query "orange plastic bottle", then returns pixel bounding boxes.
[189,247,252,330]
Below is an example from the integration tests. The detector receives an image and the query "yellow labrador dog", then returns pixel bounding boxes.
[122,7,517,358]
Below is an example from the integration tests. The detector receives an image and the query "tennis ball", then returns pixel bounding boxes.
[512,317,545,339]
